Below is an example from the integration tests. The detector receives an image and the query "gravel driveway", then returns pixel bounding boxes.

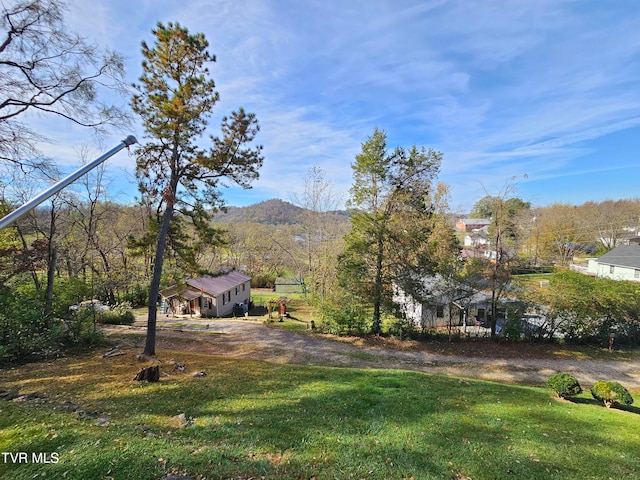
[116,317,640,388]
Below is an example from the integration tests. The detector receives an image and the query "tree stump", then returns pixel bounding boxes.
[133,365,160,382]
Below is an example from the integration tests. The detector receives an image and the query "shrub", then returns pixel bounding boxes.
[591,381,634,408]
[0,291,60,361]
[0,283,107,362]
[388,316,416,340]
[63,308,104,345]
[322,302,369,336]
[97,303,135,325]
[0,345,9,363]
[547,372,583,398]
[500,316,524,341]
[98,310,135,325]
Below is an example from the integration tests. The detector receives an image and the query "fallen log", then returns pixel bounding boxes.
[103,350,126,358]
[103,346,124,358]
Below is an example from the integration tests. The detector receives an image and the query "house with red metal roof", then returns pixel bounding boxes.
[161,270,251,317]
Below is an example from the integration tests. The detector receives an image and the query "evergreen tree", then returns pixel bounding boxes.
[132,22,263,355]
[338,128,443,334]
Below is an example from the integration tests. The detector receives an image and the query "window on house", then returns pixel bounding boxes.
[222,292,230,305]
[635,269,640,279]
[242,283,246,292]
[436,305,444,318]
[610,265,615,274]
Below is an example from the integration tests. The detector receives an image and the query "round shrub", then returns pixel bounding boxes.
[547,372,583,398]
[591,381,634,408]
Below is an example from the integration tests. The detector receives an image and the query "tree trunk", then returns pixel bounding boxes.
[15,225,41,291]
[43,245,57,326]
[143,201,175,356]
[43,203,58,326]
[372,233,384,335]
[490,285,497,337]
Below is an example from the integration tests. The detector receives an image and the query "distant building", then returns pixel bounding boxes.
[463,226,489,248]
[274,277,305,294]
[394,275,505,330]
[456,218,491,232]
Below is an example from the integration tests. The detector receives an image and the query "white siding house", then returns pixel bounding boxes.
[586,245,640,282]
[393,276,496,330]
[463,226,489,248]
[161,270,252,317]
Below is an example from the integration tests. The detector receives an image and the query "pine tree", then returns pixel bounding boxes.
[131,22,263,355]
[338,128,443,334]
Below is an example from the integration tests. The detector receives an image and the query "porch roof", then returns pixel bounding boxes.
[160,286,201,301]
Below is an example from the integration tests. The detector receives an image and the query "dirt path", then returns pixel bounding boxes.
[108,318,640,388]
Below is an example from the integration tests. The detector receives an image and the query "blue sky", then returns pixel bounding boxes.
[30,0,640,212]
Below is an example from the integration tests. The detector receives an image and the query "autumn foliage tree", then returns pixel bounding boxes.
[132,22,263,355]
[470,190,530,336]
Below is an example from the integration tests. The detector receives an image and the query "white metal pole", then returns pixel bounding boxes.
[0,135,137,231]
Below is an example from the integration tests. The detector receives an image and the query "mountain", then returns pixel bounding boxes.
[214,198,349,225]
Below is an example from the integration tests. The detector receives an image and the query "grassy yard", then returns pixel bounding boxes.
[511,272,555,290]
[251,289,317,332]
[1,348,638,479]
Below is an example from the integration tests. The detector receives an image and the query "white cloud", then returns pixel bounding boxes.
[15,0,640,209]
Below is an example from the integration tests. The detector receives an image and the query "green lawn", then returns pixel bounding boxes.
[1,349,638,479]
[511,272,555,289]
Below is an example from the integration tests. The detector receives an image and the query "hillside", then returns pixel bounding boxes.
[214,199,305,224]
[214,198,350,225]
[214,198,349,225]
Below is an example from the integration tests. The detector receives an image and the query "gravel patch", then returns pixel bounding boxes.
[105,318,640,388]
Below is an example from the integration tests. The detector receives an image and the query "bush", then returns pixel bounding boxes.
[98,310,135,325]
[0,281,108,363]
[97,303,135,325]
[591,381,634,408]
[547,372,583,398]
[322,302,370,336]
[63,308,104,345]
[0,289,59,362]
[501,316,524,341]
[388,316,416,340]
